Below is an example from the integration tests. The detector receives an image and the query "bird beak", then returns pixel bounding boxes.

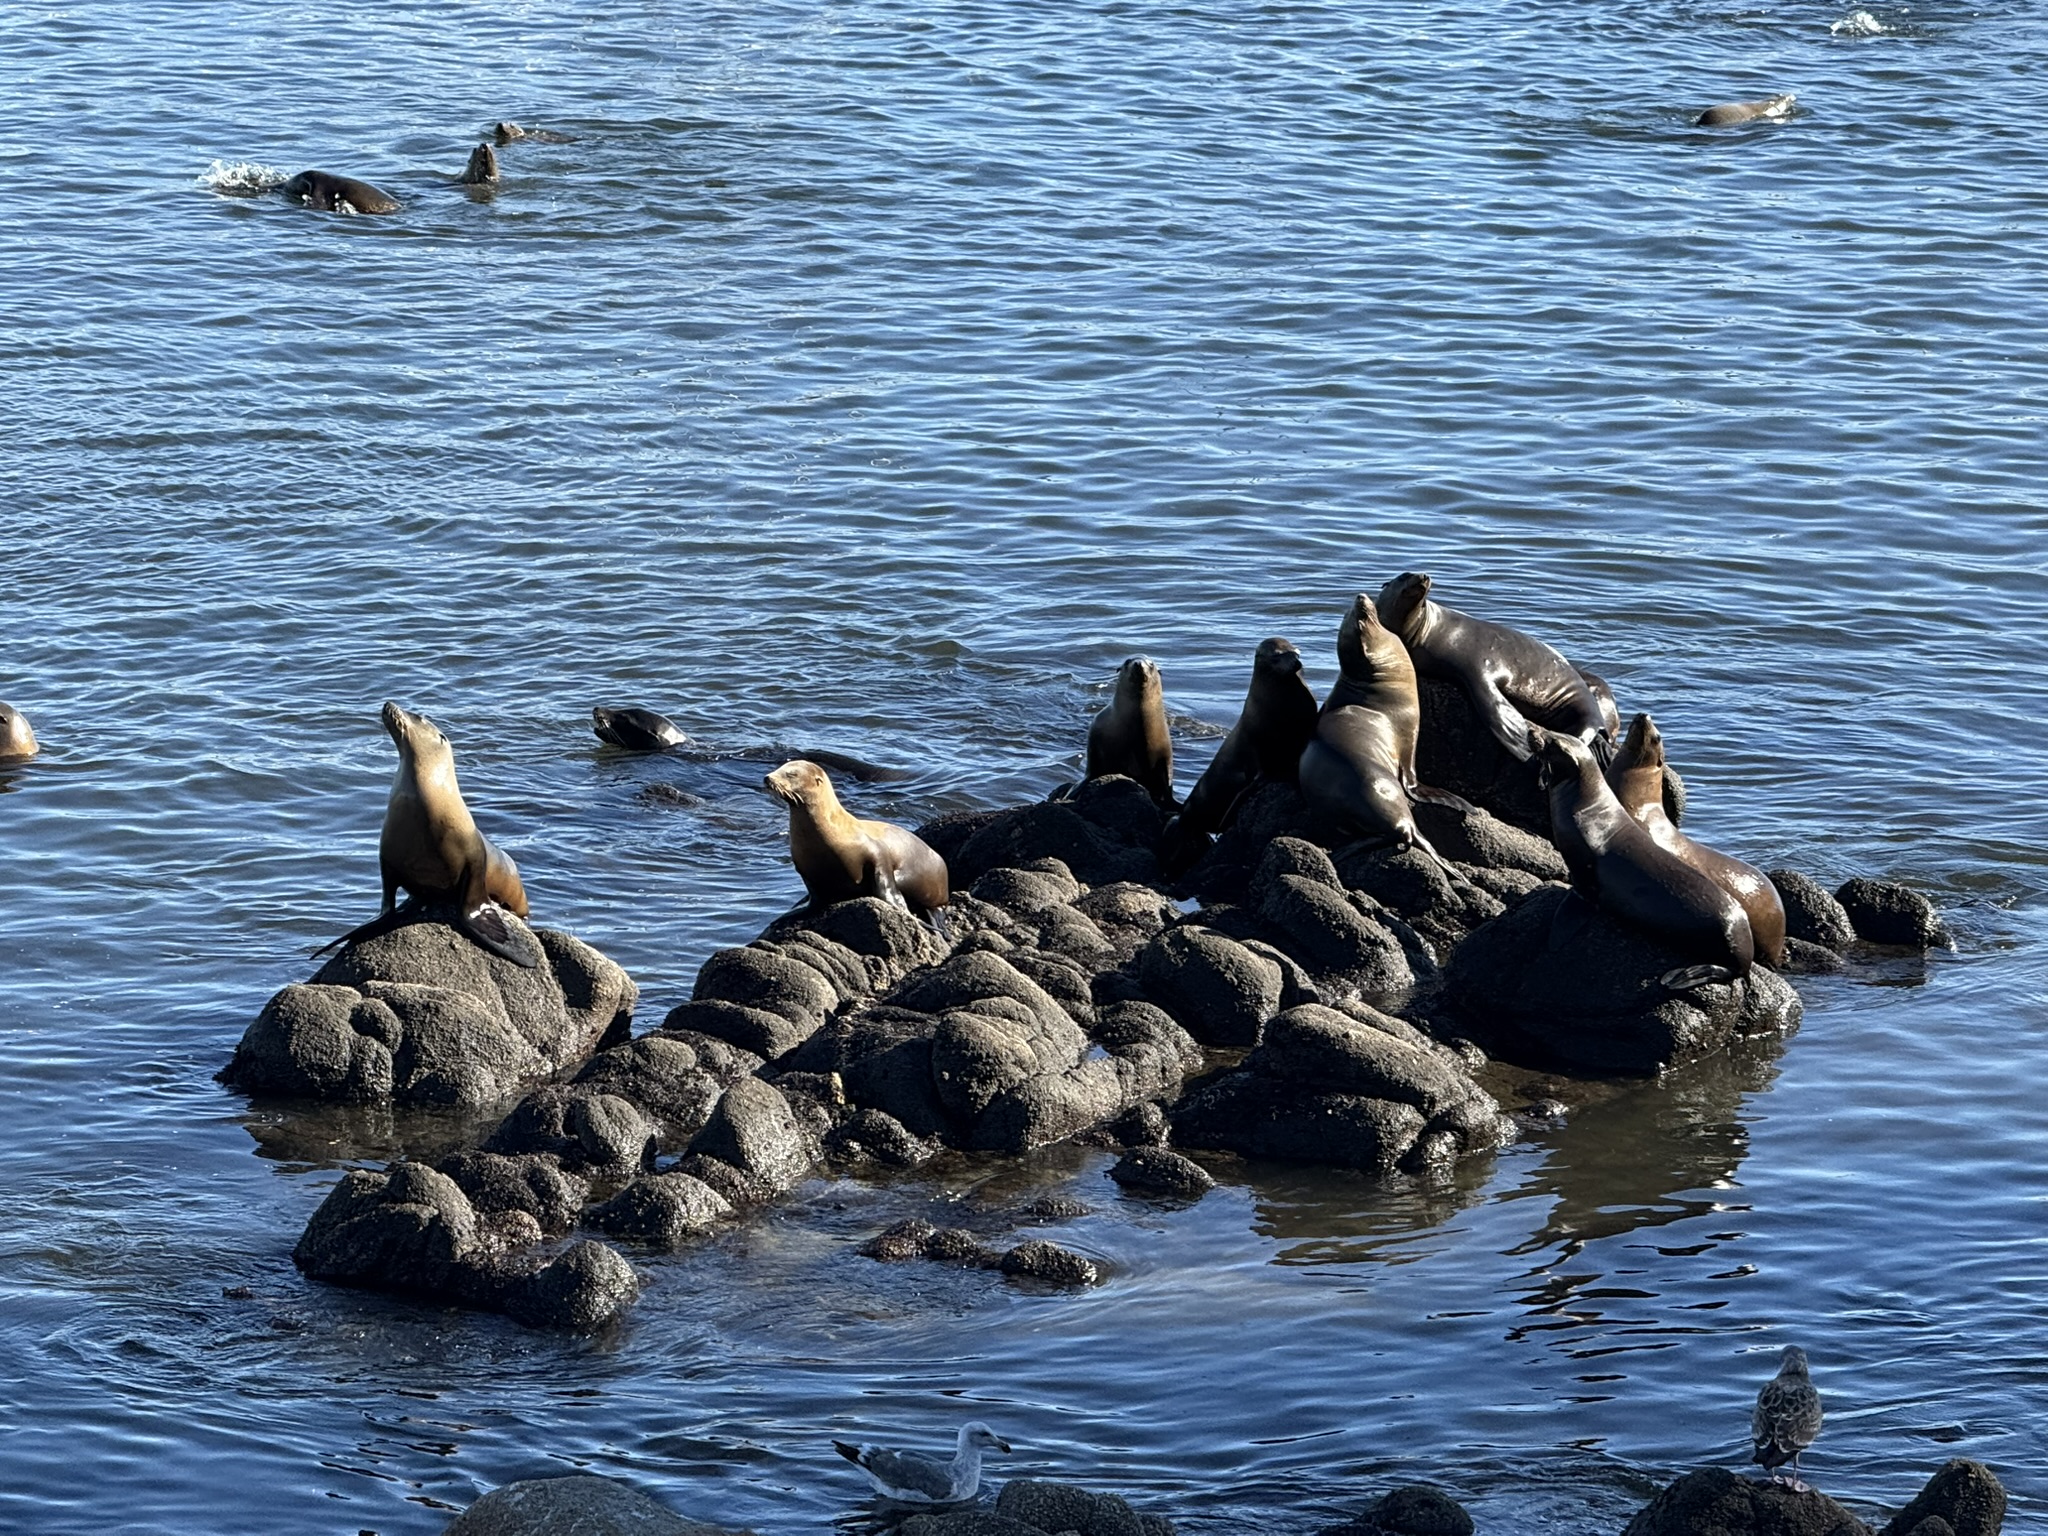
[996,1436,1013,1453]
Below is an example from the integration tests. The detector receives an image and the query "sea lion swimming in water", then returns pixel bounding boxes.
[1696,94,1796,127]
[1606,713,1788,968]
[763,760,949,916]
[1377,571,1613,763]
[493,122,572,145]
[315,702,535,966]
[589,705,913,782]
[0,703,36,763]
[1163,638,1319,866]
[592,706,690,751]
[459,143,499,186]
[1537,731,1753,989]
[1086,657,1175,809]
[280,170,400,214]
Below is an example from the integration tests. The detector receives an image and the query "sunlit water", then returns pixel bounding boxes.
[2,0,2046,1531]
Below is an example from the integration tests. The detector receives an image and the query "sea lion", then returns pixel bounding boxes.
[1086,657,1174,808]
[493,122,572,145]
[1572,664,1622,738]
[592,706,689,750]
[281,170,400,214]
[1377,571,1612,762]
[1170,637,1319,845]
[494,122,527,144]
[315,702,535,965]
[459,143,499,186]
[589,706,912,781]
[1606,713,1788,967]
[1536,731,1753,988]
[763,760,948,915]
[1298,594,1448,860]
[0,703,36,763]
[1696,94,1795,127]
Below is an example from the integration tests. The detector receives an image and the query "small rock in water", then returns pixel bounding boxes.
[1835,877,1950,949]
[998,1239,1100,1287]
[1110,1146,1215,1198]
[1878,1458,2006,1536]
[1321,1483,1475,1536]
[859,1218,937,1262]
[1768,869,1857,951]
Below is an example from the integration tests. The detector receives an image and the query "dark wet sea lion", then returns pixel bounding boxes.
[1572,663,1622,738]
[0,703,36,763]
[592,706,689,750]
[1697,94,1795,127]
[1607,713,1787,968]
[281,170,400,214]
[1378,571,1611,762]
[1086,657,1174,808]
[590,705,912,782]
[315,702,535,966]
[1537,731,1753,988]
[764,759,948,914]
[459,143,499,186]
[1299,594,1448,860]
[493,122,572,145]
[1172,637,1318,843]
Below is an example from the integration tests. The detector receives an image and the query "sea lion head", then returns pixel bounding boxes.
[764,759,833,808]
[461,143,500,186]
[381,701,448,760]
[1375,572,1431,639]
[1335,594,1394,677]
[1614,712,1666,772]
[1253,637,1302,678]
[493,122,527,145]
[280,171,321,207]
[0,702,36,762]
[1533,728,1593,791]
[1114,657,1162,704]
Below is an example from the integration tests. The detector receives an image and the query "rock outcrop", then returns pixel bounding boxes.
[439,1474,755,1535]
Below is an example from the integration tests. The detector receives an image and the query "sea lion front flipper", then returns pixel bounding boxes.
[1660,963,1734,992]
[1474,684,1536,761]
[1407,783,1475,813]
[865,860,914,914]
[458,900,541,968]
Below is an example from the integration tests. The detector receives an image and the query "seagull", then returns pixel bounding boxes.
[832,1421,1012,1504]
[1752,1345,1824,1491]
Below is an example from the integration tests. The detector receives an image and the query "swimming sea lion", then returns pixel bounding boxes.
[1606,713,1787,967]
[1696,94,1795,127]
[459,144,499,186]
[592,706,689,750]
[763,760,949,915]
[590,706,912,782]
[493,122,572,145]
[1536,731,1753,988]
[1298,594,1447,860]
[1377,571,1612,762]
[281,170,400,214]
[493,122,527,145]
[1086,657,1175,808]
[0,703,36,763]
[316,702,535,965]
[1170,637,1319,845]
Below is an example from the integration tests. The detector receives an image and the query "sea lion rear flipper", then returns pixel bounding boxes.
[310,903,412,959]
[1408,783,1475,813]
[459,901,541,968]
[924,905,955,944]
[1660,963,1734,992]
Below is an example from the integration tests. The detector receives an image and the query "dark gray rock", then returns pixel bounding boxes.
[897,950,1082,1034]
[485,1086,659,1175]
[787,1005,949,1138]
[659,997,817,1061]
[954,801,1157,888]
[1447,884,1802,1076]
[584,1172,731,1246]
[1249,1004,1470,1116]
[1247,835,1344,906]
[859,1217,938,1261]
[440,1474,751,1536]
[1837,878,1950,949]
[998,1239,1101,1287]
[1110,1146,1214,1197]
[435,1152,586,1234]
[1334,1484,1475,1536]
[1029,904,1119,971]
[1333,844,1503,958]
[994,1478,1158,1536]
[689,945,838,1045]
[972,860,1083,916]
[224,985,403,1103]
[1622,1467,1870,1536]
[1006,947,1101,1026]
[1103,1099,1171,1147]
[649,1028,765,1084]
[825,1106,937,1166]
[1411,800,1568,881]
[1256,874,1415,995]
[1069,773,1172,846]
[1173,1072,1428,1172]
[1138,925,1283,1046]
[1074,882,1180,961]
[794,895,946,986]
[900,1515,1048,1536]
[572,1036,725,1143]
[1880,1459,2005,1536]
[1768,870,1857,952]
[687,1078,816,1195]
[1783,937,1847,974]
[1456,863,1545,904]
[502,1238,641,1331]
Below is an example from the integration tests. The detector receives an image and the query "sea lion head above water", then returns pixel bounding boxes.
[281,170,400,214]
[763,759,949,914]
[1085,656,1174,808]
[459,143,500,186]
[0,702,37,762]
[1696,93,1796,127]
[592,705,689,751]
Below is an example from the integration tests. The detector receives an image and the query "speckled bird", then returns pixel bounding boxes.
[1752,1345,1825,1491]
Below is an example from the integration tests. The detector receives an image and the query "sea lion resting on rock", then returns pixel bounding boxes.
[0,703,36,762]
[1377,571,1614,763]
[1299,594,1453,862]
[1086,657,1175,809]
[281,170,400,214]
[1163,637,1318,862]
[1606,713,1788,968]
[316,702,535,966]
[590,705,913,781]
[1697,94,1795,127]
[1537,731,1753,989]
[763,760,949,916]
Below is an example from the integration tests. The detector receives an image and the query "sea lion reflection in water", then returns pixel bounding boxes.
[763,760,949,919]
[314,702,536,966]
[590,705,913,782]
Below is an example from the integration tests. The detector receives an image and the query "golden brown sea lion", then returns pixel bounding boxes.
[1170,637,1318,845]
[1537,732,1753,988]
[281,170,400,214]
[1086,657,1174,808]
[1606,713,1787,968]
[315,702,534,965]
[763,760,949,915]
[1696,94,1795,127]
[0,703,37,763]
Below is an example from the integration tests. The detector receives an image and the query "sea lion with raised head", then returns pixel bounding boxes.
[493,122,573,145]
[1378,571,1613,762]
[1298,594,1449,861]
[1697,94,1795,127]
[0,703,36,763]
[459,144,499,186]
[590,706,912,782]
[315,702,535,965]
[764,760,949,915]
[281,170,400,214]
[592,706,690,751]
[1536,731,1753,988]
[1606,713,1787,967]
[1168,637,1318,848]
[1086,657,1175,808]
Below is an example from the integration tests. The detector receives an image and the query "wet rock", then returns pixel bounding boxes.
[926,1226,996,1264]
[1622,1467,1870,1536]
[787,1005,949,1137]
[1768,870,1857,952]
[1249,1004,1471,1116]
[1109,1146,1214,1197]
[1836,878,1950,950]
[1333,844,1503,959]
[435,1152,586,1234]
[223,985,402,1103]
[670,1153,772,1208]
[439,1473,751,1536]
[502,1238,641,1331]
[900,1515,1047,1536]
[953,800,1157,888]
[485,1086,659,1176]
[1014,1194,1091,1222]
[1105,1099,1171,1147]
[1783,937,1847,974]
[931,1001,1088,1121]
[825,1106,937,1166]
[1447,884,1802,1076]
[1321,1484,1476,1536]
[687,1077,816,1195]
[572,1036,725,1143]
[1879,1459,2005,1536]
[1255,874,1414,996]
[998,1239,1100,1287]
[994,1478,1164,1536]
[859,1217,937,1261]
[1138,925,1283,1046]
[1173,1072,1428,1172]
[584,1171,731,1247]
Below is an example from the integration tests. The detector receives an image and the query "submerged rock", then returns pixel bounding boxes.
[1109,1146,1214,1198]
[998,1238,1101,1287]
[439,1473,753,1535]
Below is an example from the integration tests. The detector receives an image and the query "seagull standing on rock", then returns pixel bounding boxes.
[833,1421,1013,1504]
[1752,1345,1824,1491]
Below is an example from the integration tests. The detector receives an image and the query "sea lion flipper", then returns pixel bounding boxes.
[1478,688,1536,760]
[1546,890,1595,953]
[1408,783,1475,813]
[310,903,412,959]
[459,901,540,968]
[1661,963,1734,992]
